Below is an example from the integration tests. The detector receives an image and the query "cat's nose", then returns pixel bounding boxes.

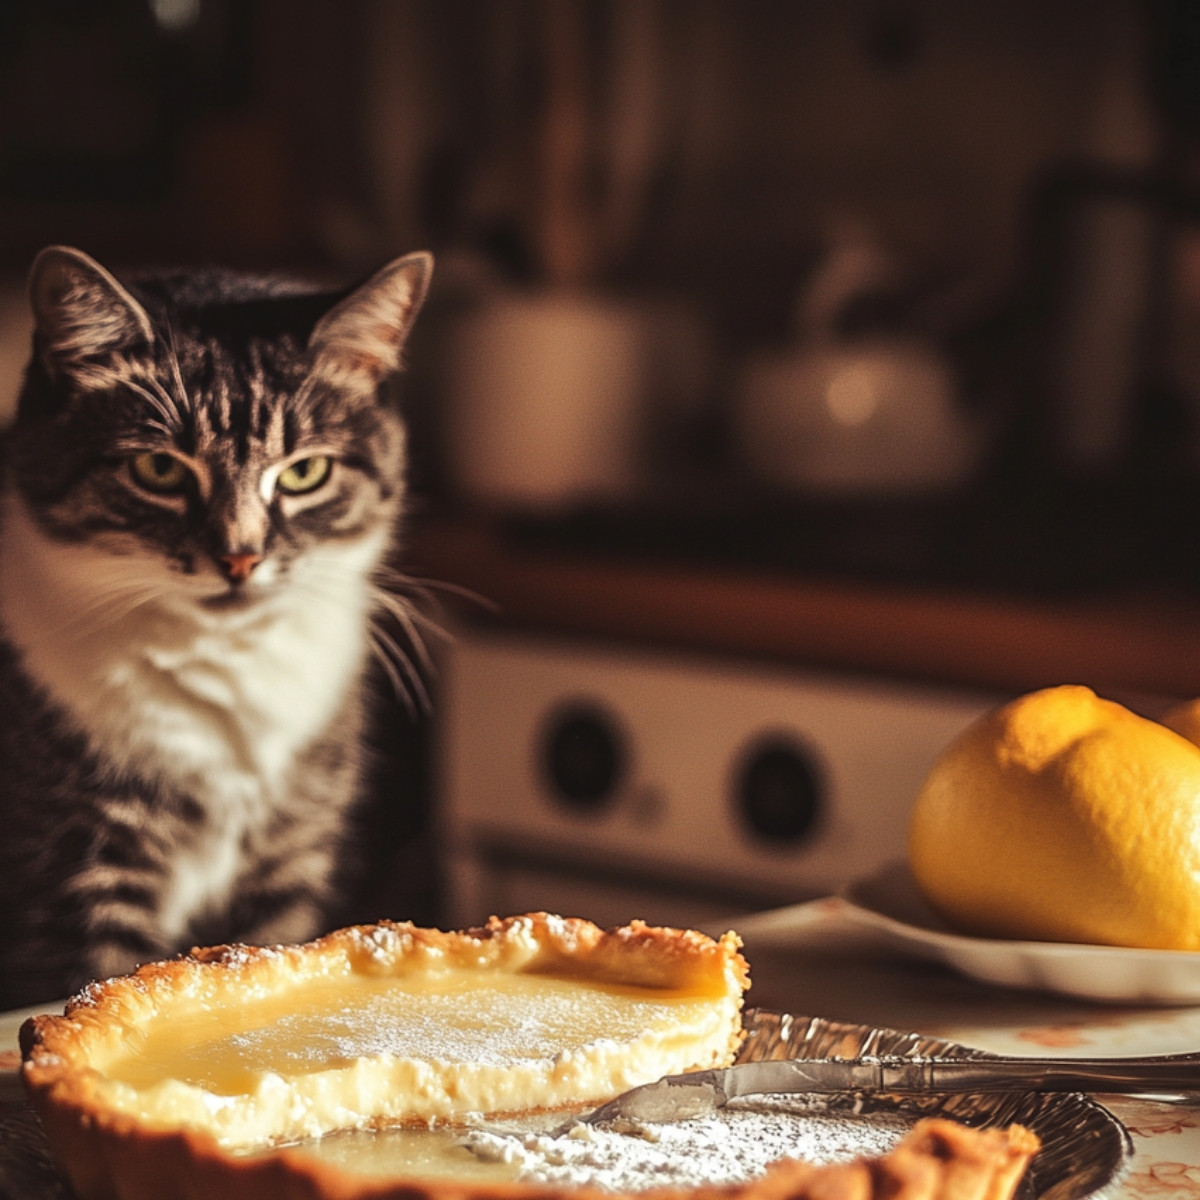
[218,553,263,584]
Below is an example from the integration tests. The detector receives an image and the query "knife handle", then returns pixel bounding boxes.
[714,1053,1200,1099]
[915,1054,1200,1094]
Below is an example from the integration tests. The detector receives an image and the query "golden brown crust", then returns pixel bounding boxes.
[896,1121,1042,1200]
[22,913,749,1087]
[744,1121,1039,1200]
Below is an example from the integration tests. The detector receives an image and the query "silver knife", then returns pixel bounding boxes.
[568,1053,1200,1128]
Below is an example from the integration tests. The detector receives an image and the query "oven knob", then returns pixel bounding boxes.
[733,735,823,844]
[539,702,626,811]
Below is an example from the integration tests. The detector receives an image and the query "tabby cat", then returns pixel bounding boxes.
[0,246,433,1009]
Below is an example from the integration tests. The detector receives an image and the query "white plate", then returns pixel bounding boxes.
[838,862,1200,1006]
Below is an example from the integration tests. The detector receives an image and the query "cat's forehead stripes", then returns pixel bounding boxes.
[169,335,301,463]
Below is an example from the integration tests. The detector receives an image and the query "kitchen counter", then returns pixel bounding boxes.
[405,514,1200,701]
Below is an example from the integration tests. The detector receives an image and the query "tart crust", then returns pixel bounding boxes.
[19,913,1038,1200]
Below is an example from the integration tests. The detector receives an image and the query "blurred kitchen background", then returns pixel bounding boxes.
[2,0,1200,932]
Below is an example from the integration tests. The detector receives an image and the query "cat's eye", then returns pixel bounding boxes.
[277,455,333,495]
[129,452,189,493]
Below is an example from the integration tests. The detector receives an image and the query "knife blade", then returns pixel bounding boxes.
[567,1052,1200,1129]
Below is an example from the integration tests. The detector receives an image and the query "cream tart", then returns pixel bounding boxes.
[19,913,1038,1200]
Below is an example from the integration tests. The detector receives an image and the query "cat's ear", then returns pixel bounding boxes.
[28,247,155,375]
[308,252,433,392]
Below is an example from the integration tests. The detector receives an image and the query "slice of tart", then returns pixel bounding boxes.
[19,913,1038,1200]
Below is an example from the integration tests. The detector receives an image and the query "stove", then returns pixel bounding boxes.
[437,628,1003,930]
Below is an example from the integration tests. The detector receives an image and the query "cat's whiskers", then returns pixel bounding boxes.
[123,375,184,435]
[375,564,493,616]
[57,579,177,640]
[367,624,429,716]
[367,569,496,715]
[286,561,434,715]
[375,568,494,656]
[49,558,199,641]
[370,587,439,679]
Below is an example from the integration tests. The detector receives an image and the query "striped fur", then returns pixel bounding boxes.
[0,247,432,1008]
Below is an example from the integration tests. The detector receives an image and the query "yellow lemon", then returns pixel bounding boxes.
[907,684,1200,949]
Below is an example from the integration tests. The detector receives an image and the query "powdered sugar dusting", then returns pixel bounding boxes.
[461,1098,914,1191]
[217,974,701,1072]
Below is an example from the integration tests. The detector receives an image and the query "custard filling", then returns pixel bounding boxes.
[88,965,740,1148]
[108,969,724,1093]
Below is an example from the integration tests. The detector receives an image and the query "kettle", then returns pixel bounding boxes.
[733,231,980,496]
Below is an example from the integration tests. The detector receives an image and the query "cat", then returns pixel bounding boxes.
[0,245,433,1009]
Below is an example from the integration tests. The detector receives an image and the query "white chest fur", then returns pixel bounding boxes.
[0,493,385,938]
[0,491,380,821]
